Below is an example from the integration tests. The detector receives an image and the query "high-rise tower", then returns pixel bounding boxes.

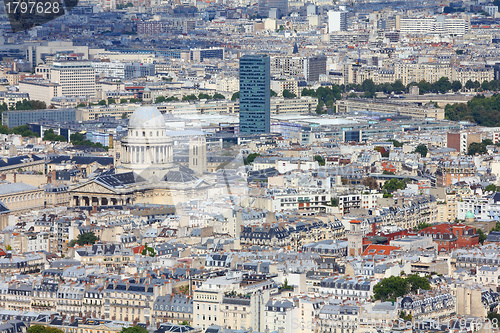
[239,54,271,134]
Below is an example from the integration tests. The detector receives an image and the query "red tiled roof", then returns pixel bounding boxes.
[362,244,400,256]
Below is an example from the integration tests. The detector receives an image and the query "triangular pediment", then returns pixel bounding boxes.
[70,180,119,194]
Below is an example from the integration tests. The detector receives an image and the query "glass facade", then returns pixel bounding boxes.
[239,55,270,134]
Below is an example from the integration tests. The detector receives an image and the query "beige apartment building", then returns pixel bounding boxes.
[0,182,45,214]
[18,80,61,105]
[50,61,96,97]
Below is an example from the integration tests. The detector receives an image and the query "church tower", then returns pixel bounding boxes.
[348,219,363,256]
[189,136,207,175]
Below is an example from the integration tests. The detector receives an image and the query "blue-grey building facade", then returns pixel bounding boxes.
[239,54,270,134]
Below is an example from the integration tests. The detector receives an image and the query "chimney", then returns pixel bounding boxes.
[13,172,16,183]
[47,174,52,184]
[0,174,5,181]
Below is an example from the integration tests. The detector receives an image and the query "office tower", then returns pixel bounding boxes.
[239,55,271,134]
[50,61,96,97]
[258,0,288,18]
[304,56,327,82]
[328,10,348,33]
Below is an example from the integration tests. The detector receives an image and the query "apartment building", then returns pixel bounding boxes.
[50,61,96,97]
[103,277,172,323]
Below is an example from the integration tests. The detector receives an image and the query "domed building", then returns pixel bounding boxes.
[119,106,173,181]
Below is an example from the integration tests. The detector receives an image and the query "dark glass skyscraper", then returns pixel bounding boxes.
[239,54,271,134]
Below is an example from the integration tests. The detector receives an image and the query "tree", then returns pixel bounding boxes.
[166,96,179,102]
[108,98,116,104]
[270,89,278,97]
[198,93,211,100]
[373,276,408,301]
[330,198,339,206]
[467,142,487,155]
[182,94,197,101]
[382,170,395,175]
[120,327,149,333]
[231,91,239,101]
[155,96,166,104]
[362,177,378,190]
[414,144,428,157]
[389,139,403,147]
[314,155,325,166]
[482,80,492,92]
[362,79,376,98]
[406,274,431,292]
[415,222,432,231]
[451,80,462,92]
[392,80,405,94]
[433,77,451,94]
[213,93,225,100]
[477,229,487,244]
[282,89,297,98]
[43,129,66,142]
[70,132,85,143]
[28,326,64,333]
[120,99,128,104]
[244,153,260,165]
[465,80,475,91]
[76,232,98,246]
[485,184,499,192]
[180,321,189,326]
[373,275,430,301]
[383,178,409,193]
[122,113,128,119]
[97,100,107,105]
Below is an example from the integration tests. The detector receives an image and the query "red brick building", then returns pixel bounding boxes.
[417,223,479,251]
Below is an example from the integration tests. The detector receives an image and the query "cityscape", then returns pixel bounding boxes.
[0,0,500,332]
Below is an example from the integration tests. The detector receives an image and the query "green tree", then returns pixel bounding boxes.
[182,94,197,101]
[373,276,408,301]
[477,229,487,244]
[213,93,225,100]
[70,132,85,143]
[392,80,405,94]
[282,89,297,98]
[166,96,179,102]
[198,93,211,100]
[467,142,487,155]
[28,326,65,333]
[108,98,116,104]
[415,222,432,231]
[383,178,409,193]
[122,113,128,119]
[465,80,475,91]
[451,80,462,92]
[414,144,428,157]
[120,99,128,104]
[362,79,376,98]
[406,274,431,292]
[314,155,325,166]
[330,197,339,206]
[155,96,166,104]
[119,327,149,333]
[270,89,278,97]
[244,153,260,165]
[76,232,98,246]
[43,129,66,142]
[180,321,189,325]
[485,184,499,192]
[389,139,403,147]
[231,91,239,101]
[97,100,107,105]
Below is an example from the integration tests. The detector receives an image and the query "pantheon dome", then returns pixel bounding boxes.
[120,106,173,181]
